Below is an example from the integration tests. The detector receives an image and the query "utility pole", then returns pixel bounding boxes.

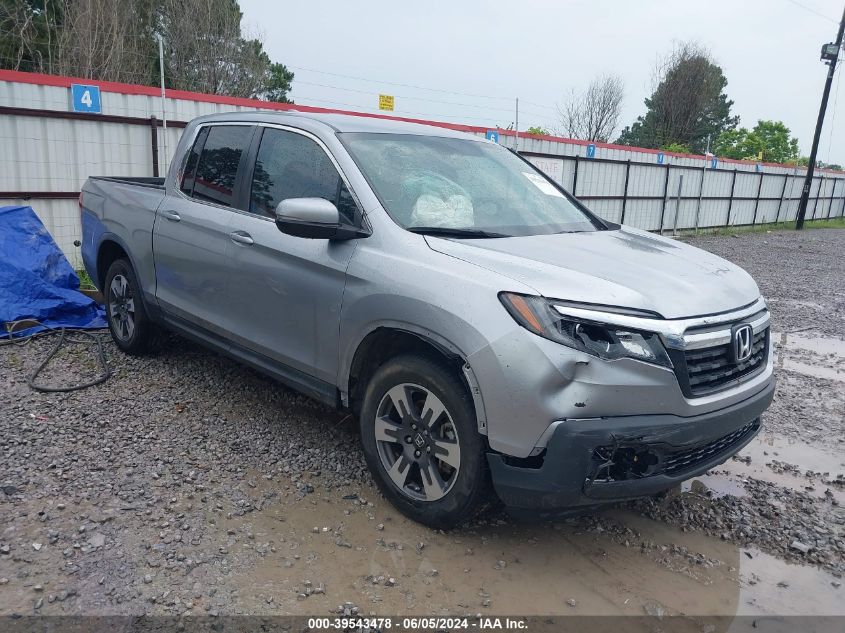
[157,34,168,175]
[796,4,845,229]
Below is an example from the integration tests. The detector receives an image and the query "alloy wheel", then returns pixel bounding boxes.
[108,274,136,342]
[374,383,461,502]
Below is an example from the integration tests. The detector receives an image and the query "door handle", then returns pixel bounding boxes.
[160,209,181,222]
[229,231,254,246]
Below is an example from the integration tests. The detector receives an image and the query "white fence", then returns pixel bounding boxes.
[2,69,843,267]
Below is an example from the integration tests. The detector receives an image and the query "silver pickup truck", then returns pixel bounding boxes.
[80,112,775,527]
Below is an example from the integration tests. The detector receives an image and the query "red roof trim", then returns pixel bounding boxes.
[2,69,842,175]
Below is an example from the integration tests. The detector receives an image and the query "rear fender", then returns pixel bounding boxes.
[95,232,159,318]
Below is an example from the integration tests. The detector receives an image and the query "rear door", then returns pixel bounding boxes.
[224,125,363,386]
[153,124,255,335]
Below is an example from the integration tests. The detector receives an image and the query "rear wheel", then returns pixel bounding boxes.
[104,258,158,355]
[360,355,489,528]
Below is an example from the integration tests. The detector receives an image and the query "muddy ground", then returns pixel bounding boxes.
[1,228,843,624]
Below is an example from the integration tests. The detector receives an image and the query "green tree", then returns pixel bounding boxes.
[0,1,61,73]
[159,0,294,101]
[752,120,799,163]
[795,156,843,170]
[661,142,691,154]
[525,126,550,136]
[0,0,294,102]
[713,128,763,160]
[258,62,294,103]
[715,121,798,163]
[616,42,738,153]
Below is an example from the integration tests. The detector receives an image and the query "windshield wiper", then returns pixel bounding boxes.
[407,226,508,239]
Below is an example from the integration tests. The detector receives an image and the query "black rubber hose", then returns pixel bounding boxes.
[1,325,112,392]
[28,329,112,392]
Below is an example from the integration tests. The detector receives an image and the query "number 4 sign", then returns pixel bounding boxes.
[71,84,102,113]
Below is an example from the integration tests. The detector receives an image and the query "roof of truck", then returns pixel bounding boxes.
[192,110,482,139]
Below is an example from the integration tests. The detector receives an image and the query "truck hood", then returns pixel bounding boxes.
[425,226,761,319]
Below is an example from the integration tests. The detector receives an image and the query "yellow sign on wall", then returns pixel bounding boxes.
[379,94,395,111]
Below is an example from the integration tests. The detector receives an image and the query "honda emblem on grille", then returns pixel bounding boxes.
[732,324,753,363]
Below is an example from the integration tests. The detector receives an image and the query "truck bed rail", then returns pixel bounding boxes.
[88,176,165,190]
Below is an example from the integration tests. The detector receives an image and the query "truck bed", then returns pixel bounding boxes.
[80,176,168,294]
[88,176,166,190]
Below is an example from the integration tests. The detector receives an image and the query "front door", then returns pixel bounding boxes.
[224,125,362,385]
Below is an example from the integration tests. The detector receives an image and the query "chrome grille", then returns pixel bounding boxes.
[683,328,768,396]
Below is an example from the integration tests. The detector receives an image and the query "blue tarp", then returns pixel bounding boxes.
[0,205,106,337]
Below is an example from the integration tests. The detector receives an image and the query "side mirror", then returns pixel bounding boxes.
[274,198,369,240]
[275,198,341,239]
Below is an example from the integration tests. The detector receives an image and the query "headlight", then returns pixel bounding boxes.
[499,292,672,368]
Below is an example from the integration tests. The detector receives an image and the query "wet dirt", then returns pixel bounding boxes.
[4,472,841,619]
[738,547,843,616]
[775,331,845,383]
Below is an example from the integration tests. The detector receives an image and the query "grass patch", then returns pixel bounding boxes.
[76,268,96,289]
[676,216,845,237]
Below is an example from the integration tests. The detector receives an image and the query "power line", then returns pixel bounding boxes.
[784,0,839,23]
[289,85,557,131]
[518,98,557,112]
[290,65,560,122]
[291,94,510,126]
[294,79,520,113]
[288,64,515,101]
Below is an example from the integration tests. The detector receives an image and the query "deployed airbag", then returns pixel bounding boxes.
[405,171,474,228]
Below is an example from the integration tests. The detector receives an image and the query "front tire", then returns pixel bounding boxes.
[359,355,489,529]
[104,258,158,355]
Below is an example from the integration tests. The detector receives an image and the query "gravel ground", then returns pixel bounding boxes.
[685,228,845,337]
[1,228,843,618]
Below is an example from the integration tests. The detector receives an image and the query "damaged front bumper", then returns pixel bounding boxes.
[487,378,775,517]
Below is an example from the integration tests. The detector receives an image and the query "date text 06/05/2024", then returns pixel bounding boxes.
[306,617,529,630]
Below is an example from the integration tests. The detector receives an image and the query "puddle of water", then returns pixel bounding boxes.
[779,358,844,382]
[214,474,841,619]
[615,513,844,617]
[775,332,845,358]
[738,547,844,616]
[772,331,845,382]
[674,432,845,505]
[681,474,748,499]
[226,484,748,617]
[742,433,845,475]
[711,434,845,505]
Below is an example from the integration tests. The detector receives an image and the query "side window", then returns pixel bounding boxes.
[191,125,252,207]
[250,128,358,224]
[179,127,208,196]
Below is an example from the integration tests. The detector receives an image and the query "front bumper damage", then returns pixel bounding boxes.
[487,378,775,518]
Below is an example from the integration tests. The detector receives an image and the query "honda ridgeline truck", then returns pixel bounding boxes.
[80,112,775,527]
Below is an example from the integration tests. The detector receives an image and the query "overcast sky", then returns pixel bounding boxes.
[241,0,844,164]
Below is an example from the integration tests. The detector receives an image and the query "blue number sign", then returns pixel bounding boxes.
[657,152,665,165]
[485,130,499,143]
[71,84,101,113]
[586,144,596,159]
[711,156,718,169]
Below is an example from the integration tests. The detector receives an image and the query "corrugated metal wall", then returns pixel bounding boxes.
[2,72,844,268]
